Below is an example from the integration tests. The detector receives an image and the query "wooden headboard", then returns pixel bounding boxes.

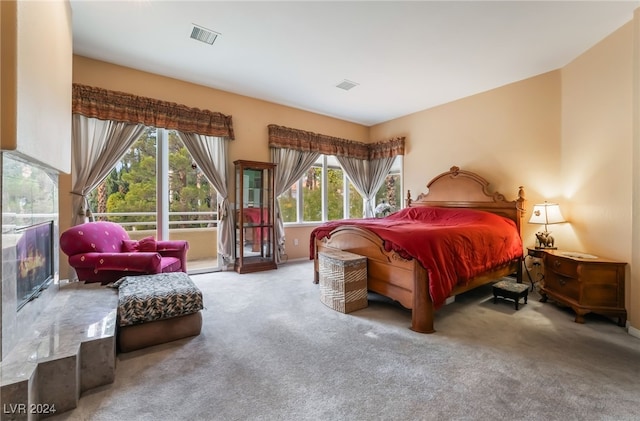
[406,166,526,234]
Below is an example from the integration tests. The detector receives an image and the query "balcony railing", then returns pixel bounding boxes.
[93,211,220,271]
[91,211,218,228]
[4,211,221,273]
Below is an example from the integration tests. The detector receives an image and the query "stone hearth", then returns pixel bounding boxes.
[0,282,117,421]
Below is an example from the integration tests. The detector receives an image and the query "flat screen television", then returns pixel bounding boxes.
[16,221,54,311]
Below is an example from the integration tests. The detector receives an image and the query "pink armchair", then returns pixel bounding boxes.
[60,221,189,284]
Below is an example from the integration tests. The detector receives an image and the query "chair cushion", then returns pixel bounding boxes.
[121,240,139,252]
[138,236,157,251]
[159,256,182,273]
[95,252,162,273]
[121,236,157,252]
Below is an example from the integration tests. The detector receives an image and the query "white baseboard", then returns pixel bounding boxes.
[627,324,640,339]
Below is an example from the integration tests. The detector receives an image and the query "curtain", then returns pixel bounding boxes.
[336,156,397,217]
[71,114,145,226]
[73,84,235,139]
[270,147,321,263]
[268,124,405,259]
[178,132,233,263]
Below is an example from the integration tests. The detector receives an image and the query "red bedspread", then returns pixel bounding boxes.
[310,206,523,309]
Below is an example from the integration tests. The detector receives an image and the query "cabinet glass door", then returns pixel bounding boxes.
[234,161,277,273]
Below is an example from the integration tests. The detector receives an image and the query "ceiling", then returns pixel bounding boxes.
[69,1,640,126]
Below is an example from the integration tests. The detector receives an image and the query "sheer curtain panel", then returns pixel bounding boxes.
[336,155,396,217]
[268,124,404,259]
[178,132,233,264]
[70,114,145,226]
[270,147,320,263]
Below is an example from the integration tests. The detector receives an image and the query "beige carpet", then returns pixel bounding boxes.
[50,260,640,421]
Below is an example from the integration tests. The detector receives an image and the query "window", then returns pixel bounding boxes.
[375,156,402,214]
[301,157,323,222]
[348,181,364,219]
[88,127,219,272]
[278,155,402,224]
[299,155,345,222]
[95,128,158,229]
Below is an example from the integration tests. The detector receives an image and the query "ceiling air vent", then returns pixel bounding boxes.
[190,24,220,45]
[336,79,359,91]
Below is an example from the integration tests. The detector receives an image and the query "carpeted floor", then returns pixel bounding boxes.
[50,260,640,421]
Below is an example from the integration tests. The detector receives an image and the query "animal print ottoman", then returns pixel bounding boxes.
[113,272,203,352]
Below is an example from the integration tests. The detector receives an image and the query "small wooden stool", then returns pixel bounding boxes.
[493,280,529,310]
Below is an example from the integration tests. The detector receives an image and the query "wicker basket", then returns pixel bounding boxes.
[318,250,367,313]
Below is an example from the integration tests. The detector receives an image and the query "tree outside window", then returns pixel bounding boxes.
[88,128,216,230]
[277,154,402,223]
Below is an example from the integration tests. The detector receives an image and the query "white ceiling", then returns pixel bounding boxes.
[70,1,640,126]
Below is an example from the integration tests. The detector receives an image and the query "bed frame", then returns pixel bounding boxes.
[313,166,526,333]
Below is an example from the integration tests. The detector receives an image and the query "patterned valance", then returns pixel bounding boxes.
[72,84,235,139]
[367,137,405,160]
[268,124,404,160]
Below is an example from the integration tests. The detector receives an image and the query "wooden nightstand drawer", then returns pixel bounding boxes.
[544,271,579,302]
[546,255,578,278]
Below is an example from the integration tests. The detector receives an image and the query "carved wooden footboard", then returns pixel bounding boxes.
[312,166,526,333]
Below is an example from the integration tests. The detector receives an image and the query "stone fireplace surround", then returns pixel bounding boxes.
[1,153,60,362]
[0,154,117,420]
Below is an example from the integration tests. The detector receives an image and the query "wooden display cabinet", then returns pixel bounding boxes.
[234,160,277,274]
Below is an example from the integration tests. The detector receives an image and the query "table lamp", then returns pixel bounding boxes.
[529,202,565,249]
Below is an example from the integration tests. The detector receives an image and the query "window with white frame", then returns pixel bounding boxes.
[87,127,219,271]
[278,155,402,224]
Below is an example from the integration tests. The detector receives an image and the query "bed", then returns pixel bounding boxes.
[311,166,526,333]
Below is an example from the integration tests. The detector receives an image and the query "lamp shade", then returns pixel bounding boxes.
[528,202,565,226]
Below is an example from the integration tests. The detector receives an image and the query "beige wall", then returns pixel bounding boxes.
[633,8,640,337]
[370,70,563,248]
[0,1,18,148]
[561,22,633,257]
[72,56,370,163]
[562,20,638,330]
[0,0,71,173]
[1,0,71,361]
[60,56,371,275]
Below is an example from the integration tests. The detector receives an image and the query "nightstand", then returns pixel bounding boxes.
[540,250,627,326]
